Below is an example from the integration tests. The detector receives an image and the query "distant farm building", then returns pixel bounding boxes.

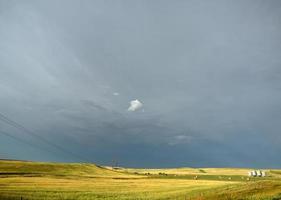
[248,170,266,177]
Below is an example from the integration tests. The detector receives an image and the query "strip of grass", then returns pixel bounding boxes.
[199,180,281,200]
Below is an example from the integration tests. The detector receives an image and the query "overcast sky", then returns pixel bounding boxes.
[1,0,281,168]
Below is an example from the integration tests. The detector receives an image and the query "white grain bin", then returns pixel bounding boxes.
[248,171,252,176]
[261,171,266,177]
[251,171,257,177]
[256,170,262,177]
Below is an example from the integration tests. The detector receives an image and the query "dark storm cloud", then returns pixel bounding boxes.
[1,0,281,167]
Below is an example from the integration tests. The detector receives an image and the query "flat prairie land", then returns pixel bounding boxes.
[0,160,281,200]
[110,166,257,176]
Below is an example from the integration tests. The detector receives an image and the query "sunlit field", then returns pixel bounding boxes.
[1,160,281,200]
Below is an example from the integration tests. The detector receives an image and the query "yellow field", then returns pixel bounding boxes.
[0,176,236,200]
[0,160,281,200]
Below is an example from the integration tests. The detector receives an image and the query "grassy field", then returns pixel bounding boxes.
[0,160,281,200]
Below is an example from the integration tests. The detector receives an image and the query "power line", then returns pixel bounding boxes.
[0,112,90,163]
[0,130,59,157]
[0,113,90,162]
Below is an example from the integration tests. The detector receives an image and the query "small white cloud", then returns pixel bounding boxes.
[113,92,119,96]
[168,135,193,146]
[128,99,143,111]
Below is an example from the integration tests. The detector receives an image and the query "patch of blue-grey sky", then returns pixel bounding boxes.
[0,0,281,167]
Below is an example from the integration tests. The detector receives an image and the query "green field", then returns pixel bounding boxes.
[0,160,281,200]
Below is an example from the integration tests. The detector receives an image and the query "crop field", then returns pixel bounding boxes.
[0,160,281,200]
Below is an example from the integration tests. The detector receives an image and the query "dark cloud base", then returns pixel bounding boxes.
[0,0,281,168]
